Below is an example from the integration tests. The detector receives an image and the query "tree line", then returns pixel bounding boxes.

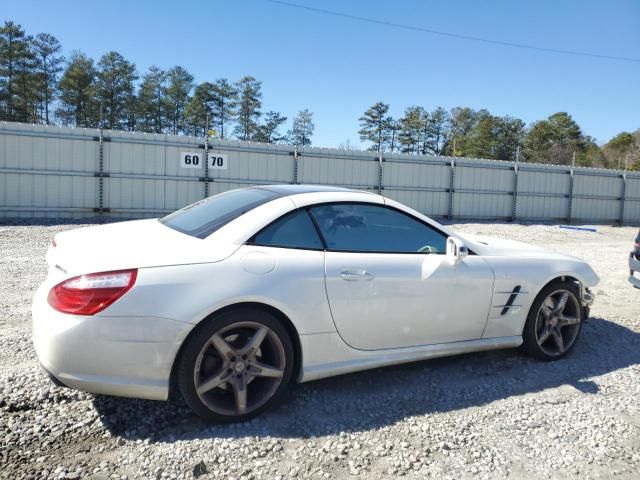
[1,20,638,170]
[358,102,639,170]
[0,21,315,145]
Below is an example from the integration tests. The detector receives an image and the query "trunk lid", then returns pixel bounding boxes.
[47,219,236,278]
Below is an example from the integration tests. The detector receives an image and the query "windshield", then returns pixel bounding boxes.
[160,188,280,239]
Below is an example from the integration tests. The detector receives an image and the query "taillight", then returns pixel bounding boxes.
[47,269,137,315]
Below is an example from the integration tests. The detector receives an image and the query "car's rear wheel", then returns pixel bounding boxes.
[522,282,584,360]
[177,308,294,422]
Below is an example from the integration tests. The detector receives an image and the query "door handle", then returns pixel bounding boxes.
[340,269,374,281]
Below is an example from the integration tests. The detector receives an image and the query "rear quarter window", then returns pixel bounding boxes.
[250,209,324,250]
[160,188,280,239]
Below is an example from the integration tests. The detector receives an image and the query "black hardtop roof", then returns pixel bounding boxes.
[254,184,377,196]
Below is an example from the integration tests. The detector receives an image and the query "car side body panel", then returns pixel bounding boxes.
[324,252,495,349]
[102,246,334,335]
[299,332,522,382]
[33,186,601,404]
[32,282,191,401]
[481,256,599,338]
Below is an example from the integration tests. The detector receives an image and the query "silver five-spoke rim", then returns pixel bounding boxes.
[194,321,286,416]
[535,289,581,356]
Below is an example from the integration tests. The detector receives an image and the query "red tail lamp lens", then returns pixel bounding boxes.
[47,269,137,315]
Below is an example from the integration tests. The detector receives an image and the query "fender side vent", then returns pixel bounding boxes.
[501,285,522,316]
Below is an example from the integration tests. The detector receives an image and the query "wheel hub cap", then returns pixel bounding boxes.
[233,361,246,374]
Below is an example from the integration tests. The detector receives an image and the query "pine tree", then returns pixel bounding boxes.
[465,109,497,158]
[358,102,392,152]
[137,65,167,133]
[210,79,237,139]
[445,107,477,156]
[577,139,605,167]
[601,131,639,169]
[233,76,262,141]
[398,106,426,153]
[424,107,448,155]
[32,33,64,124]
[56,52,98,127]
[387,118,400,152]
[96,51,137,130]
[256,111,287,143]
[524,112,586,164]
[13,44,38,123]
[165,66,194,135]
[0,21,32,120]
[184,82,213,137]
[493,116,525,161]
[289,109,314,146]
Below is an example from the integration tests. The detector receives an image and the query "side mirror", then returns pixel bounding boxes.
[446,237,468,265]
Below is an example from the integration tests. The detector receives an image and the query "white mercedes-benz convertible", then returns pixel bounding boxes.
[33,185,598,422]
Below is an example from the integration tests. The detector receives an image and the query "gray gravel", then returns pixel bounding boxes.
[1,220,639,480]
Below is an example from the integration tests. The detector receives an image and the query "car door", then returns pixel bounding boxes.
[244,208,335,334]
[309,203,494,351]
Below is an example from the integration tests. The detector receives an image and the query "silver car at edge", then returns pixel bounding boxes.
[629,228,640,288]
[33,185,598,422]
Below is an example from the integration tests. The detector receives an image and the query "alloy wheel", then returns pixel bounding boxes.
[535,289,581,356]
[193,321,286,416]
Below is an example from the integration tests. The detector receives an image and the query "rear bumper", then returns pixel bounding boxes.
[629,252,640,289]
[32,283,193,401]
[39,361,68,388]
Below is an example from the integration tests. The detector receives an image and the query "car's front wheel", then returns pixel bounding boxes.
[522,281,584,360]
[177,308,294,422]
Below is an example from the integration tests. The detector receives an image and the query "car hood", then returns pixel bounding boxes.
[459,233,583,261]
[48,219,237,277]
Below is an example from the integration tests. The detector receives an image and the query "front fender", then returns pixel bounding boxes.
[481,256,599,338]
[540,262,599,290]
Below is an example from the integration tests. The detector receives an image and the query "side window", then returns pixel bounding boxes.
[251,209,324,250]
[309,203,447,253]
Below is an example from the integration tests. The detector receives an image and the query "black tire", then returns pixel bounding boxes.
[522,281,584,361]
[176,307,294,423]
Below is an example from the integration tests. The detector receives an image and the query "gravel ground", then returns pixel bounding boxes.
[1,219,639,480]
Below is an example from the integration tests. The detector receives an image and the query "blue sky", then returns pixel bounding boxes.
[4,0,640,147]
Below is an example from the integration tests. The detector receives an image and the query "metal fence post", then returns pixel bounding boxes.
[448,159,455,220]
[293,146,299,184]
[96,122,106,217]
[203,132,209,198]
[619,173,627,225]
[567,168,574,223]
[512,163,518,222]
[378,153,383,194]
